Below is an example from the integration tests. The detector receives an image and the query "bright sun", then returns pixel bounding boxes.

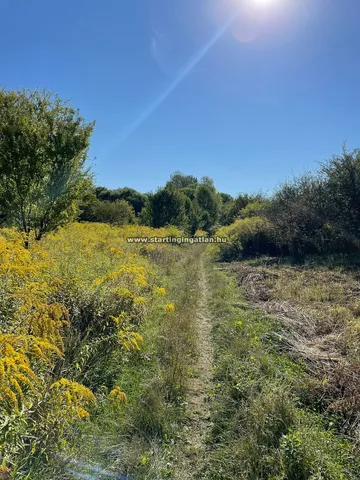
[252,0,278,6]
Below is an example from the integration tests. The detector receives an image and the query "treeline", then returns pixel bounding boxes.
[80,172,265,235]
[213,147,360,261]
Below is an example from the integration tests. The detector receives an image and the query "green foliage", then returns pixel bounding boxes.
[321,147,360,238]
[222,193,265,226]
[266,157,360,258]
[143,187,187,229]
[180,185,198,201]
[210,217,279,261]
[214,148,360,260]
[219,192,233,204]
[166,171,198,189]
[240,200,269,218]
[91,199,135,225]
[95,187,147,216]
[194,184,220,232]
[150,173,222,233]
[0,89,94,244]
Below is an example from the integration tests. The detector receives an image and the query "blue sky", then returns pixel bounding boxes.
[1,0,360,196]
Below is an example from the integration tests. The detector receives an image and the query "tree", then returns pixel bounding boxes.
[78,188,99,222]
[95,187,147,216]
[92,200,135,225]
[180,185,198,201]
[112,187,146,216]
[223,193,265,225]
[321,147,360,238]
[0,89,94,245]
[219,192,233,204]
[194,184,220,232]
[144,188,187,228]
[166,171,198,189]
[200,176,215,188]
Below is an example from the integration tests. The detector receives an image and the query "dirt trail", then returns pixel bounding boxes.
[173,255,214,479]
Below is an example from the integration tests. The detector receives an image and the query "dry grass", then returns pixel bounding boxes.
[226,262,360,439]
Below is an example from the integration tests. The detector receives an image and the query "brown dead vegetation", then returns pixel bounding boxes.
[226,262,360,439]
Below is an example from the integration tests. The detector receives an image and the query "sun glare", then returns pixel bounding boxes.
[251,0,279,6]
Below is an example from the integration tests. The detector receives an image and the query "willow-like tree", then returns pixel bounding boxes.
[0,89,94,246]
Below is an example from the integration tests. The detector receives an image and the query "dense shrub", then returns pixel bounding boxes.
[214,148,360,261]
[209,217,280,261]
[92,199,135,225]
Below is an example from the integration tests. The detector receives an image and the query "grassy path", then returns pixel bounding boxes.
[172,254,214,480]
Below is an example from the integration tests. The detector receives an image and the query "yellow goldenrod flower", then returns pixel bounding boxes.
[153,287,167,296]
[165,303,175,313]
[109,386,127,405]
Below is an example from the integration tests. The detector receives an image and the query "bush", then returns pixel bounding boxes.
[92,199,135,225]
[263,149,360,259]
[209,217,279,261]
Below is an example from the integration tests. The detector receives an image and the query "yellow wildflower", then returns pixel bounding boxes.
[109,386,127,405]
[134,296,145,304]
[165,303,175,313]
[153,287,167,296]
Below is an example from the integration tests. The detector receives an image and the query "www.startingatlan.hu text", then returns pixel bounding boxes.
[127,236,227,244]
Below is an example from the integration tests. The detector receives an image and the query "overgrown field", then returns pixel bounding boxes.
[2,222,360,480]
[0,223,202,479]
[203,263,360,479]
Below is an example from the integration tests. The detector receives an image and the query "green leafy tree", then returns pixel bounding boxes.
[95,187,146,216]
[92,200,135,225]
[194,184,220,232]
[180,185,198,201]
[219,192,233,204]
[223,193,265,225]
[166,171,198,189]
[78,188,99,222]
[200,176,215,188]
[0,89,94,245]
[144,188,187,228]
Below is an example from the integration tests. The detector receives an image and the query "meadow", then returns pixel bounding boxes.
[1,223,360,479]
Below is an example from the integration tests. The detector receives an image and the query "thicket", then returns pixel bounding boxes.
[211,148,360,261]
